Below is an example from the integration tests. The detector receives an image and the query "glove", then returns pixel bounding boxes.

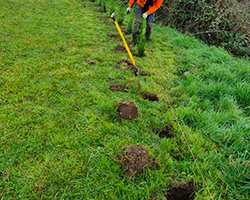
[142,13,148,19]
[126,7,132,14]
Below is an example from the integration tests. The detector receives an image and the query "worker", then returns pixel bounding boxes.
[126,0,163,47]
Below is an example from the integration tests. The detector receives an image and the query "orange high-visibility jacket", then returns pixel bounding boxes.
[128,0,163,15]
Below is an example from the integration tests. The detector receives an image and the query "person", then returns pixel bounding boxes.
[126,0,163,46]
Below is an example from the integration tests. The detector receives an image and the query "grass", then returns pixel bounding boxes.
[0,0,249,199]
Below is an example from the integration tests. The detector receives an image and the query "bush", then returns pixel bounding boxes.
[137,20,146,57]
[157,0,250,58]
[126,14,134,33]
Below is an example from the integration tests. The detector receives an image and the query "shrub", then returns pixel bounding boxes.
[137,19,146,57]
[157,0,250,58]
[126,14,134,33]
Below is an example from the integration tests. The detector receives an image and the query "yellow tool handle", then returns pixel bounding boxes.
[111,13,136,67]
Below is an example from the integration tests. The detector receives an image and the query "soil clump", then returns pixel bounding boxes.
[117,101,138,120]
[110,84,125,92]
[122,145,159,178]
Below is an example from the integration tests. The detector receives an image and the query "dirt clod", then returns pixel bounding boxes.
[114,44,127,53]
[110,84,125,92]
[107,33,119,39]
[117,101,138,120]
[122,145,152,178]
[166,181,196,200]
[142,93,159,101]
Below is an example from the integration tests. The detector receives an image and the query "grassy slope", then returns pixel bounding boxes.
[0,0,249,199]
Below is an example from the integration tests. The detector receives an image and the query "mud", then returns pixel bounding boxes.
[142,93,159,102]
[122,145,152,178]
[166,181,196,200]
[110,84,125,92]
[153,126,173,138]
[117,101,138,120]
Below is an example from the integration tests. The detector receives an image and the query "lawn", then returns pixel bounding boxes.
[0,0,249,199]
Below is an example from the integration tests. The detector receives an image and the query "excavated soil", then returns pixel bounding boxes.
[107,33,119,39]
[122,145,152,178]
[110,84,125,92]
[117,58,136,71]
[142,93,159,102]
[117,101,138,120]
[153,126,173,138]
[165,181,196,200]
[114,45,135,54]
[114,44,127,53]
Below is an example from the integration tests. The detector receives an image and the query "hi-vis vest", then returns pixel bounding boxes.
[128,0,163,15]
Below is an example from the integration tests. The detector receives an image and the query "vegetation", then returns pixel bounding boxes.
[136,20,147,57]
[0,0,249,199]
[157,0,250,58]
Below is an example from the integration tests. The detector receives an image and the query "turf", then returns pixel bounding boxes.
[0,0,249,199]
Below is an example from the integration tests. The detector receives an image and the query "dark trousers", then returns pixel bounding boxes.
[132,4,154,40]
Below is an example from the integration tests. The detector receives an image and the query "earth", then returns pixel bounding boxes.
[122,145,159,178]
[117,100,138,120]
[165,181,196,200]
[153,126,173,138]
[110,84,125,92]
[142,93,159,101]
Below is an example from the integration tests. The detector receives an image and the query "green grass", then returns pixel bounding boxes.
[0,0,249,199]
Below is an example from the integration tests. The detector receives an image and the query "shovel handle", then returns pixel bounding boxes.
[110,13,136,68]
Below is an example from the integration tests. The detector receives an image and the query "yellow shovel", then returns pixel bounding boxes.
[111,13,139,76]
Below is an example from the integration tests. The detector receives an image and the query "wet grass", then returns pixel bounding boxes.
[0,0,249,199]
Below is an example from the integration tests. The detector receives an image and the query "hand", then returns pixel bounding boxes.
[142,13,148,19]
[126,7,131,14]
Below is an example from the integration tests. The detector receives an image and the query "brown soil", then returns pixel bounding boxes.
[122,145,152,178]
[117,100,138,120]
[153,126,173,138]
[107,33,119,39]
[114,44,127,53]
[117,58,133,65]
[117,58,137,71]
[110,84,125,92]
[165,181,196,200]
[114,44,135,54]
[142,93,159,102]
